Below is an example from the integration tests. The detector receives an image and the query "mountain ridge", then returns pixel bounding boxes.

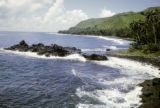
[59,6,160,38]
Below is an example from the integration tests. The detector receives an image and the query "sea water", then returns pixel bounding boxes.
[0,31,159,108]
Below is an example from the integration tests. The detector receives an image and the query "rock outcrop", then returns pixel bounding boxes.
[82,54,108,61]
[5,40,108,61]
[139,78,160,108]
[5,40,81,57]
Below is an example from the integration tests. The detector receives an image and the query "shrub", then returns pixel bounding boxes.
[142,44,160,53]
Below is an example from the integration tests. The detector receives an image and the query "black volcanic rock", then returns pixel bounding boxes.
[5,40,108,61]
[5,40,81,57]
[64,47,81,54]
[82,54,108,61]
[19,40,28,46]
[106,49,111,51]
[139,78,160,108]
[5,40,29,51]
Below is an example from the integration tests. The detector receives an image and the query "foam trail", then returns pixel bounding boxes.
[72,69,77,76]
[0,48,86,62]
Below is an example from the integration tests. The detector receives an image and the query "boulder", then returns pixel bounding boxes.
[19,40,28,47]
[106,49,111,51]
[152,78,160,86]
[83,54,108,61]
[142,92,153,97]
[64,47,81,53]
[51,44,71,56]
[5,40,29,51]
[29,43,45,52]
[139,78,160,108]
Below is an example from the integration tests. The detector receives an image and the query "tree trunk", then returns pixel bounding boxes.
[137,33,141,45]
[152,24,157,44]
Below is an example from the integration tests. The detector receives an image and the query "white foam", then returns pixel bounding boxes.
[81,48,106,52]
[104,46,118,50]
[76,57,159,108]
[55,33,131,45]
[81,46,119,52]
[94,57,160,78]
[79,35,131,45]
[1,48,159,108]
[72,69,77,76]
[76,86,142,108]
[0,48,86,62]
[48,32,68,36]
[98,36,125,45]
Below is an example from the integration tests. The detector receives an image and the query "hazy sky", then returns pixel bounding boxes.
[0,0,159,32]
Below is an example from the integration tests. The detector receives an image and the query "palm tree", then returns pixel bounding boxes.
[146,11,160,45]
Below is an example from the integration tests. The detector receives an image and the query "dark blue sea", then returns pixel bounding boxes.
[0,31,159,108]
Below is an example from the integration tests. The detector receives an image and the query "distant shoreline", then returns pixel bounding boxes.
[58,32,134,41]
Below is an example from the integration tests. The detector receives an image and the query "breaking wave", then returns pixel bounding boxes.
[94,57,160,77]
[1,48,159,108]
[0,48,86,62]
[54,33,131,45]
[75,57,160,108]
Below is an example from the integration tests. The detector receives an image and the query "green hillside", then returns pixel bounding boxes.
[59,6,160,38]
[72,12,144,30]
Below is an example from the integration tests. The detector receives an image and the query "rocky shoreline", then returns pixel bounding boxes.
[5,40,108,61]
[106,52,160,108]
[4,41,160,107]
[106,53,160,68]
[139,78,160,108]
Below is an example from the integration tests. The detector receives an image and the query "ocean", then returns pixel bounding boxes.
[0,31,159,108]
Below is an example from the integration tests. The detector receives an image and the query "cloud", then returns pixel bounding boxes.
[0,0,88,32]
[100,9,115,18]
[55,10,88,27]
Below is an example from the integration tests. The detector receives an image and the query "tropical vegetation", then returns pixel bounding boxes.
[59,7,160,39]
[129,9,160,53]
[59,7,160,54]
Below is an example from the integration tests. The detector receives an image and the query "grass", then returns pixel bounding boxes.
[75,12,145,30]
[118,49,160,58]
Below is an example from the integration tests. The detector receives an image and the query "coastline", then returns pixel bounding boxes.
[58,32,134,41]
[106,50,160,108]
[139,78,160,108]
[106,52,160,68]
[1,32,159,107]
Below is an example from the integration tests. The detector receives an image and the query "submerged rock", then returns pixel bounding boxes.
[82,54,108,61]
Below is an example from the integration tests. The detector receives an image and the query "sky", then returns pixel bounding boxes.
[0,0,159,32]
